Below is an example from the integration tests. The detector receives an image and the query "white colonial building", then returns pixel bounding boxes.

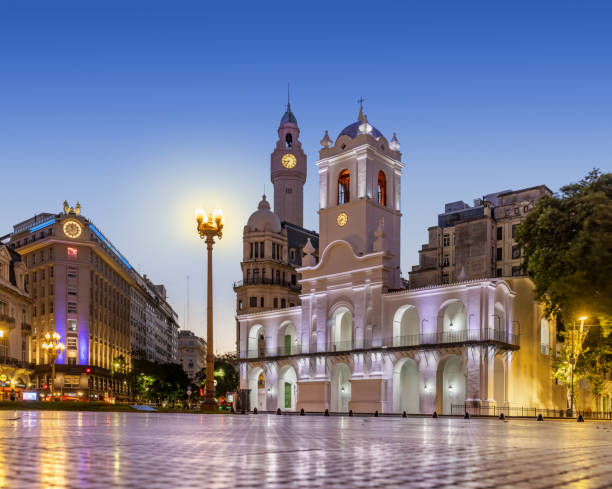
[236,105,563,414]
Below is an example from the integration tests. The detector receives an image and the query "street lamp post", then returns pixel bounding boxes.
[195,207,224,410]
[570,315,587,417]
[41,332,65,399]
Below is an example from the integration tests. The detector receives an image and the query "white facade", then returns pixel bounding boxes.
[237,109,562,414]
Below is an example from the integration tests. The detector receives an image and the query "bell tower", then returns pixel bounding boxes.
[271,98,307,227]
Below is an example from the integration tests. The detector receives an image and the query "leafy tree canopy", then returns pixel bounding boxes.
[516,169,612,325]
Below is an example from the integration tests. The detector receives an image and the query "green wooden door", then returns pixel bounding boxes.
[284,335,291,355]
[284,382,291,409]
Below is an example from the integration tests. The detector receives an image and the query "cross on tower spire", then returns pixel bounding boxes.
[357,96,365,121]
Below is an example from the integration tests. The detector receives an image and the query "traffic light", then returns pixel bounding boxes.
[84,367,92,375]
[43,384,49,390]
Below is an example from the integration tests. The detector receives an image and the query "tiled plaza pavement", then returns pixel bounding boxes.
[0,411,611,489]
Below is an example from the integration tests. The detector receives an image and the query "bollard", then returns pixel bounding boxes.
[402,411,407,418]
[324,409,329,416]
[536,413,543,421]
[374,410,379,417]
[241,409,245,415]
[276,408,282,415]
[348,410,353,417]
[300,408,305,416]
[253,407,258,415]
[230,406,235,414]
[499,413,505,420]
[577,414,584,422]
[464,412,470,419]
[432,411,438,418]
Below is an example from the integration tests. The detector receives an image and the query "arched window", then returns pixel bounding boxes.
[338,170,350,205]
[377,170,386,206]
[285,133,293,148]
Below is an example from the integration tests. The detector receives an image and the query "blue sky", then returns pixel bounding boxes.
[1,1,610,353]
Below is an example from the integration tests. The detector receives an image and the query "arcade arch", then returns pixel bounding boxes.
[392,357,420,413]
[393,305,420,346]
[277,365,298,411]
[331,363,351,412]
[436,355,466,415]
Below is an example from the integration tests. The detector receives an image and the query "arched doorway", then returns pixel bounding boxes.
[392,358,419,413]
[247,325,265,358]
[493,356,505,406]
[248,367,267,411]
[438,300,467,341]
[278,322,298,356]
[331,363,351,412]
[393,305,420,346]
[332,307,352,351]
[436,355,466,415]
[278,365,298,411]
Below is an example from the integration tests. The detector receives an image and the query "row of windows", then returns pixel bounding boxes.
[337,170,387,206]
[496,246,521,261]
[245,268,297,285]
[496,224,519,241]
[242,297,295,309]
[503,205,530,218]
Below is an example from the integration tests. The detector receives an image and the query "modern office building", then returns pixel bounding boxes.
[5,202,179,400]
[177,330,206,380]
[408,186,552,288]
[235,106,565,414]
[0,244,33,400]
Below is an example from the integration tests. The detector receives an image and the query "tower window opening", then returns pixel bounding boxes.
[338,170,350,205]
[377,170,386,206]
[285,133,293,148]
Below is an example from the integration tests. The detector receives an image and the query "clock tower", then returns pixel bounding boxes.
[271,101,307,227]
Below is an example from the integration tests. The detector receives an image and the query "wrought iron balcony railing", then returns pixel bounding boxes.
[239,328,519,359]
[0,314,16,327]
[233,277,301,292]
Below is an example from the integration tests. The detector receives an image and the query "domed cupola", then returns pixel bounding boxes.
[246,195,282,233]
[337,107,384,140]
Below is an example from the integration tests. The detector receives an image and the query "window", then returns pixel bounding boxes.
[67,334,78,350]
[67,301,78,313]
[275,270,280,283]
[496,268,502,277]
[238,300,243,311]
[338,169,350,204]
[496,248,502,261]
[260,297,264,308]
[442,255,450,267]
[250,243,253,259]
[67,319,77,331]
[274,298,278,308]
[67,267,78,279]
[41,303,45,315]
[511,266,521,276]
[514,207,520,215]
[281,298,286,308]
[442,273,449,284]
[253,269,259,282]
[443,234,451,247]
[249,297,257,307]
[512,245,521,259]
[505,209,510,217]
[50,266,53,278]
[33,271,37,283]
[50,302,54,313]
[259,242,264,258]
[246,269,251,282]
[272,243,276,259]
[496,227,502,240]
[68,286,77,297]
[290,249,295,261]
[523,205,529,213]
[377,170,386,206]
[291,274,296,285]
[512,224,518,239]
[285,133,293,148]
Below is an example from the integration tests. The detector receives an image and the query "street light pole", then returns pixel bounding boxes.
[570,315,587,417]
[195,208,224,410]
[42,332,65,399]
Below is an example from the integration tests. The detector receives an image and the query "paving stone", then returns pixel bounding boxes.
[0,411,610,488]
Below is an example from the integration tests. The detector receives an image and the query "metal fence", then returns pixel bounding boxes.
[239,328,519,359]
[451,404,612,420]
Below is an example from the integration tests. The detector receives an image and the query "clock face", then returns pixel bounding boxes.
[336,212,348,227]
[281,153,297,169]
[63,220,82,239]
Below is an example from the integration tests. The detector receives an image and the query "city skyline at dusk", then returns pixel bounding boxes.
[2,2,610,353]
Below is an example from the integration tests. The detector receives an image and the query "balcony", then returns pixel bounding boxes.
[238,328,519,360]
[21,323,32,334]
[233,277,301,292]
[0,314,15,329]
[0,357,34,369]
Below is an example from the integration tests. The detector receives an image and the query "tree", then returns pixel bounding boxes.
[517,170,612,401]
[516,169,612,324]
[194,356,240,397]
